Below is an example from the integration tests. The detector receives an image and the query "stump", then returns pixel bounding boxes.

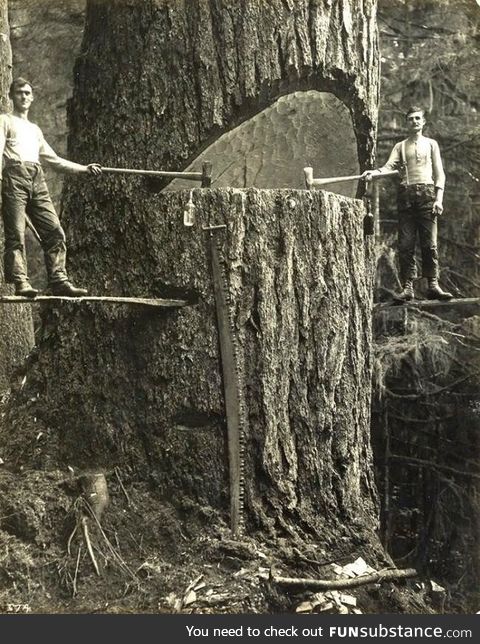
[2,187,378,539]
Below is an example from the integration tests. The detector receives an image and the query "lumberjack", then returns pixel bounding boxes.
[362,106,452,301]
[0,77,102,297]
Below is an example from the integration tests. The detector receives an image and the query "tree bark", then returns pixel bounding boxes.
[67,0,379,175]
[2,0,380,547]
[3,186,379,540]
[0,0,34,392]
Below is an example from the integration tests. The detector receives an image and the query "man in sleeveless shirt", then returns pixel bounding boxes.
[0,77,102,297]
[362,106,452,301]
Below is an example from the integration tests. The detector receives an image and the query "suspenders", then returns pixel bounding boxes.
[400,138,433,185]
[401,140,409,184]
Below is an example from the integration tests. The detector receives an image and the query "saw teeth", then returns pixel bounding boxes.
[210,236,246,538]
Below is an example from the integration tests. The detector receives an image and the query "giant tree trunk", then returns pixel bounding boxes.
[67,0,379,174]
[4,187,378,533]
[0,0,34,392]
[1,0,387,608]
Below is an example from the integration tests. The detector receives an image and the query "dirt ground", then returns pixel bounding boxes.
[0,451,438,615]
[4,348,476,617]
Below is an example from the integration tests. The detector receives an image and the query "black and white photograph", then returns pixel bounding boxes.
[0,0,478,620]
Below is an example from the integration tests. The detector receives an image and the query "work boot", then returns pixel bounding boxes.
[50,281,88,297]
[426,278,452,301]
[15,281,38,298]
[396,279,414,301]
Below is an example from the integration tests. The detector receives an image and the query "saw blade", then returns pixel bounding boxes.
[209,231,246,537]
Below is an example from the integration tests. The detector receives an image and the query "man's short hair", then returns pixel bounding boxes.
[405,106,425,118]
[9,77,33,97]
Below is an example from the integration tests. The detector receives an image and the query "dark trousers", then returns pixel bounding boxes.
[1,162,68,285]
[397,184,438,283]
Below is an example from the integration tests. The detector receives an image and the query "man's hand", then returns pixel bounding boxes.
[86,163,102,176]
[432,200,444,216]
[361,170,377,182]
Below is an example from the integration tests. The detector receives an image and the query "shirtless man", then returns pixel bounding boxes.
[363,106,452,301]
[0,77,102,297]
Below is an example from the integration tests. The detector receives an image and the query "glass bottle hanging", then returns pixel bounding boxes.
[183,190,195,227]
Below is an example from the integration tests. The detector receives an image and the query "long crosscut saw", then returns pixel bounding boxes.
[206,223,246,537]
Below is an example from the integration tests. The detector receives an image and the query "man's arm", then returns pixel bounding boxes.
[431,139,445,215]
[361,143,402,181]
[38,128,101,176]
[0,115,7,181]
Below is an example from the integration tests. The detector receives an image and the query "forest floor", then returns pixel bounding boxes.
[0,433,439,616]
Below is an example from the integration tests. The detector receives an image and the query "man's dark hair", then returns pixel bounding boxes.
[9,77,33,98]
[405,106,425,118]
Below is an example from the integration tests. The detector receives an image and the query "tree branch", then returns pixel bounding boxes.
[388,454,480,481]
[271,567,417,590]
[385,370,480,399]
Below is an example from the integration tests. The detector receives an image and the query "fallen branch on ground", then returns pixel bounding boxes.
[271,567,417,590]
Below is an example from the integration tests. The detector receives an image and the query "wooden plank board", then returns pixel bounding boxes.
[374,298,480,312]
[0,295,188,308]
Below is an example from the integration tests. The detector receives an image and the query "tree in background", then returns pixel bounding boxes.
[0,0,34,392]
[376,0,480,297]
[372,0,480,611]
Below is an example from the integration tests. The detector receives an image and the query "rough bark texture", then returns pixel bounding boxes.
[0,0,385,609]
[0,0,11,108]
[3,186,378,538]
[61,0,379,532]
[0,0,34,392]
[68,0,379,175]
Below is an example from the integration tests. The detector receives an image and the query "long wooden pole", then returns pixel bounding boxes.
[101,160,212,187]
[304,167,399,189]
[24,163,213,247]
[102,167,202,180]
